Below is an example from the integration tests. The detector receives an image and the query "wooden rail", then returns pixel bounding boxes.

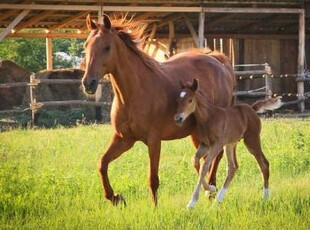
[0,74,111,126]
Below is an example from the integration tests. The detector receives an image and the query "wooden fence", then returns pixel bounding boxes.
[233,63,310,109]
[0,73,111,126]
[0,64,309,126]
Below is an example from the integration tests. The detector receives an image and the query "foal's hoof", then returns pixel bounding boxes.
[112,193,127,206]
[205,187,217,200]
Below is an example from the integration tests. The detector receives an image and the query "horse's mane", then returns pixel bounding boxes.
[110,17,164,76]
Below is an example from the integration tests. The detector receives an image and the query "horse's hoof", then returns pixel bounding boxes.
[205,189,217,200]
[112,193,127,206]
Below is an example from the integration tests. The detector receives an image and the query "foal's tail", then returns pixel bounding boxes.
[251,96,283,114]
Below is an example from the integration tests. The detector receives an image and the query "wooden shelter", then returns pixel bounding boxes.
[0,0,309,111]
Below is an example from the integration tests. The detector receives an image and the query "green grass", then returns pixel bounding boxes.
[1,119,310,229]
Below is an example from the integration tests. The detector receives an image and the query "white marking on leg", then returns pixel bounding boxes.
[187,199,196,209]
[263,187,269,199]
[216,187,227,202]
[187,184,201,209]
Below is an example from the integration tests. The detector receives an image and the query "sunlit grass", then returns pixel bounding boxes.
[1,119,310,229]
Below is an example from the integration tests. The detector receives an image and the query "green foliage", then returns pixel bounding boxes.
[0,37,84,72]
[0,119,310,229]
[0,38,46,72]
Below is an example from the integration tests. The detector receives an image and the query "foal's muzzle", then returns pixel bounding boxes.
[174,113,185,126]
[82,77,98,95]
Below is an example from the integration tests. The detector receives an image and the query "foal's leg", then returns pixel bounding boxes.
[99,134,135,205]
[216,144,238,202]
[187,145,222,208]
[244,135,270,199]
[193,134,224,188]
[191,144,216,192]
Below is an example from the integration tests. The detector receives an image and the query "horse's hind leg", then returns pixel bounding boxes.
[216,144,238,202]
[99,134,135,205]
[244,135,270,199]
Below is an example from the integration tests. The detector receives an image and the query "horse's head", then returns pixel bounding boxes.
[174,79,199,126]
[82,14,115,95]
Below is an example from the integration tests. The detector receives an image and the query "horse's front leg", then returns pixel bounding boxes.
[187,145,222,209]
[99,133,135,206]
[147,135,161,206]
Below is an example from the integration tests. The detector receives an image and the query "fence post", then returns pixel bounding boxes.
[29,74,37,127]
[265,63,272,99]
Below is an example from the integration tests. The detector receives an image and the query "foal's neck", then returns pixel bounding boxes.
[195,97,223,122]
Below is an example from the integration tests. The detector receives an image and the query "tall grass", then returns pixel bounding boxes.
[1,119,310,229]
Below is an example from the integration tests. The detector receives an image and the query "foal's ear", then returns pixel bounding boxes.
[103,14,112,30]
[179,80,186,89]
[86,14,97,30]
[191,78,199,92]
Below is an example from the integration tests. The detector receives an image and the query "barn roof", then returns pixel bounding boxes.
[0,0,308,39]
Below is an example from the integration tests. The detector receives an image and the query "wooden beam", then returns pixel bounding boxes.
[297,9,305,112]
[168,21,175,40]
[205,14,235,29]
[237,14,283,33]
[0,9,20,22]
[49,11,89,31]
[0,9,30,42]
[15,10,54,31]
[144,23,157,53]
[0,4,302,14]
[182,14,198,47]
[7,32,88,38]
[198,11,205,48]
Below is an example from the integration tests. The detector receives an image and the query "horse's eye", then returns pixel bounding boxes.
[188,99,193,103]
[103,45,110,52]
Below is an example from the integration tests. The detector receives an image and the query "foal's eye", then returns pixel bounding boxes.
[103,45,111,52]
[188,99,193,103]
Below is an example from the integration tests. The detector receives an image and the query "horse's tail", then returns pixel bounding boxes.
[251,96,283,113]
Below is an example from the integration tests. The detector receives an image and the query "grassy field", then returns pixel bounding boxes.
[0,119,310,229]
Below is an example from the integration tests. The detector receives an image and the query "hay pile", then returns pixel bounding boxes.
[0,60,31,110]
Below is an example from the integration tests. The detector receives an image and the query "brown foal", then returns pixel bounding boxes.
[174,79,270,208]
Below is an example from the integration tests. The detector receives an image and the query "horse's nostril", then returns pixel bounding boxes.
[90,79,97,88]
[174,115,183,123]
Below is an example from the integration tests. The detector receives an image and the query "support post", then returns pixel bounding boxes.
[198,11,205,48]
[29,74,37,127]
[46,37,53,70]
[297,9,305,112]
[265,63,272,99]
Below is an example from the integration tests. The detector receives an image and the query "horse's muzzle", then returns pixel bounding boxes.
[174,114,185,127]
[82,77,98,95]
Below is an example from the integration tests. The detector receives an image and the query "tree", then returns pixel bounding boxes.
[0,37,46,72]
[0,36,85,72]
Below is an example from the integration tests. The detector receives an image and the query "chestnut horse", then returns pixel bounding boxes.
[82,14,235,205]
[174,79,270,208]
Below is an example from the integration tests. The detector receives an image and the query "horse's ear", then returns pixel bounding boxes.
[86,14,97,30]
[103,14,112,30]
[191,78,199,92]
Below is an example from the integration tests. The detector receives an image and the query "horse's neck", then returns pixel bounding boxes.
[110,44,160,104]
